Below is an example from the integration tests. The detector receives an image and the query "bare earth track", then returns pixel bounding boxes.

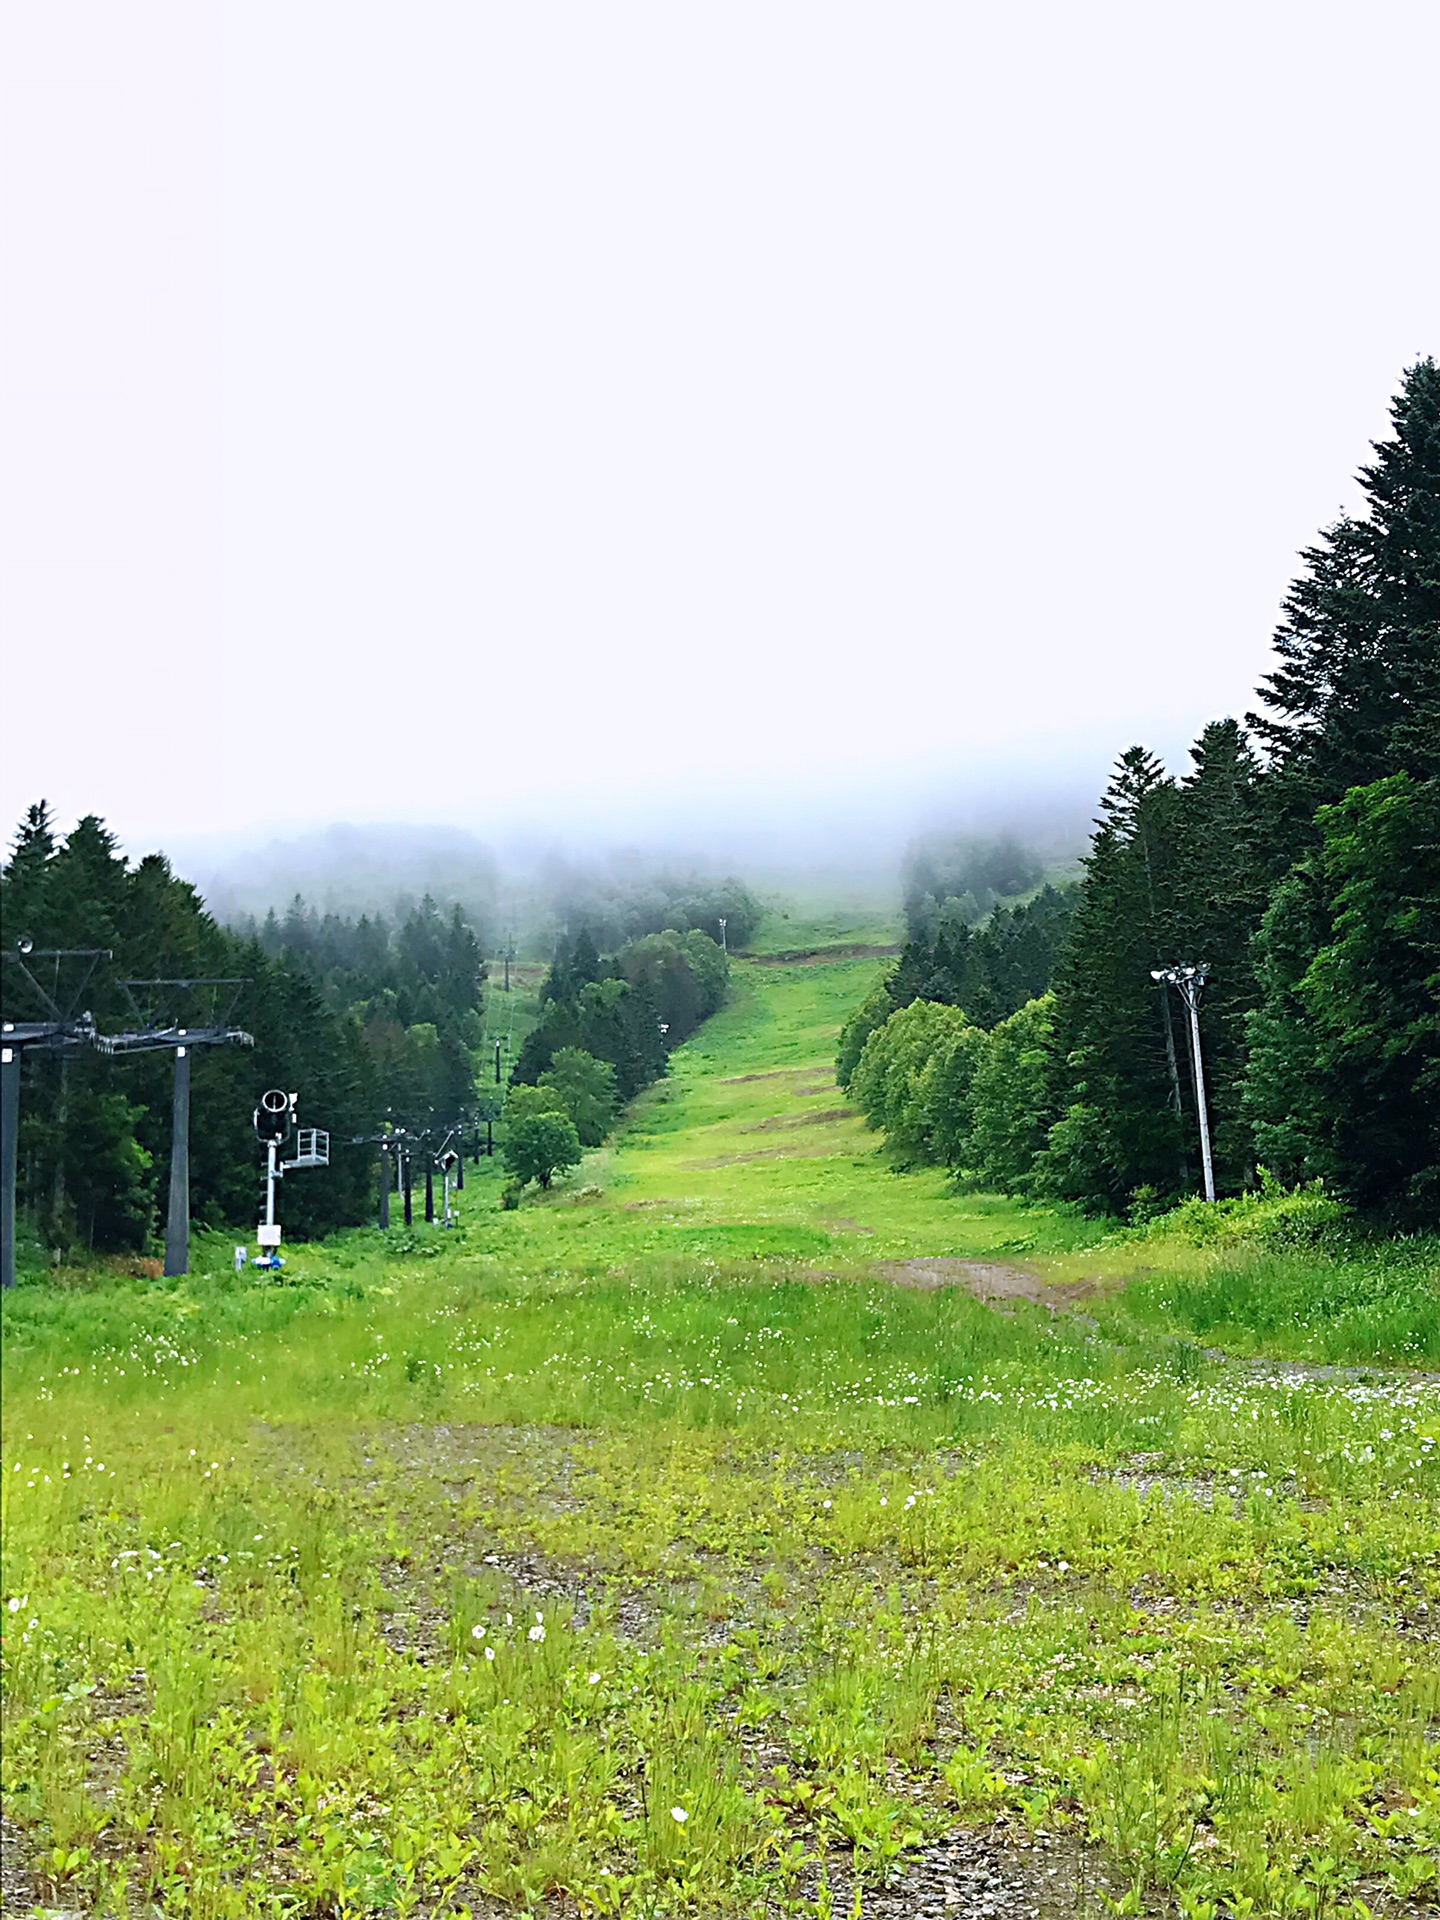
[872,1257,1097,1313]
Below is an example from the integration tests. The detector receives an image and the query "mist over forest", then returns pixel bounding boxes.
[4,1,1438,1897]
[171,777,1097,953]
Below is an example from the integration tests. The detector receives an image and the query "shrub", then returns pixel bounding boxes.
[502,1113,583,1191]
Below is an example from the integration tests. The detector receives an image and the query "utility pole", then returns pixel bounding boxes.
[1152,965,1216,1202]
[718,916,727,954]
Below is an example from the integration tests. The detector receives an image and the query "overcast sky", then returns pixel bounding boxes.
[3,1,1436,867]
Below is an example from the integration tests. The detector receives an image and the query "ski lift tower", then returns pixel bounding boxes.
[100,979,253,1277]
[1,943,109,1289]
[252,1089,329,1269]
[439,1146,460,1226]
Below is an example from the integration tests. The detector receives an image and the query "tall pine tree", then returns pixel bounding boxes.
[1040,749,1188,1210]
[1249,357,1440,855]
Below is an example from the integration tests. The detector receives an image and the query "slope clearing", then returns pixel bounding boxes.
[3,939,1437,1917]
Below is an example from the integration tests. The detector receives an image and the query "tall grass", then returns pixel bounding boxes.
[3,946,1437,1915]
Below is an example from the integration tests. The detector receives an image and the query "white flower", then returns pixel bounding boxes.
[535,1610,544,1622]
[670,1807,688,1824]
[7,1594,27,1613]
[588,1671,601,1685]
[505,1612,513,1626]
[471,1623,486,1640]
[879,1497,888,1507]
[484,1646,496,1661]
[822,1499,832,1509]
[528,1624,546,1642]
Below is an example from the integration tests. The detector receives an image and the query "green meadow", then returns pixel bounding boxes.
[3,941,1438,1917]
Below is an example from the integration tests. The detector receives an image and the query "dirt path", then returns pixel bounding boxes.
[872,1257,1097,1313]
[743,943,902,965]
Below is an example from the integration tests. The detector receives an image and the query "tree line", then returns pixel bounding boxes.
[1,818,742,1252]
[0,819,492,1257]
[841,360,1440,1223]
[530,872,761,958]
[498,926,729,1196]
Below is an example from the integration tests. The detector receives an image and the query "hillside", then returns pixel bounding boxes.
[3,930,1438,1916]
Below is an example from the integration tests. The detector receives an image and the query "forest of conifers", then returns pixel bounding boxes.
[841,359,1439,1224]
[0,831,755,1261]
[5,361,1435,1259]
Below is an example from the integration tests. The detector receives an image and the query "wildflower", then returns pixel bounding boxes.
[822,1498,832,1509]
[670,1807,688,1824]
[471,1623,486,1640]
[588,1671,601,1685]
[7,1594,27,1613]
[528,1623,546,1642]
[879,1497,888,1507]
[484,1646,496,1661]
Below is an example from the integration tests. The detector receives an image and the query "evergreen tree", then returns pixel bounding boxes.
[1041,750,1187,1209]
[881,887,1076,1031]
[1167,720,1269,1187]
[1249,358,1440,851]
[1,801,57,935]
[1244,775,1440,1218]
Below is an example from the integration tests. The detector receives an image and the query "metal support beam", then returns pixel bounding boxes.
[1182,986,1217,1205]
[424,1160,435,1224]
[379,1147,391,1229]
[164,1044,192,1277]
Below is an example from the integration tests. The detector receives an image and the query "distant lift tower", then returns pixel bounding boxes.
[0,944,110,1290]
[252,1090,329,1268]
[100,980,252,1276]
